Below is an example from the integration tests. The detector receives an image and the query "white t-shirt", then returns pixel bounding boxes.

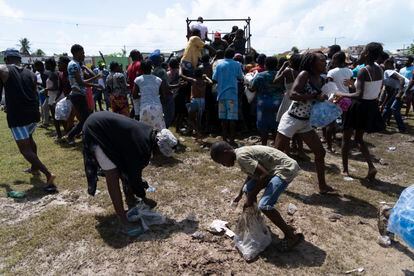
[327,67,353,93]
[134,75,162,107]
[191,22,208,41]
[384,69,411,90]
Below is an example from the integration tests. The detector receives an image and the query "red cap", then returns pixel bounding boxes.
[214,32,221,38]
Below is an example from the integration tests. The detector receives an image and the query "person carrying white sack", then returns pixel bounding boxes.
[210,141,304,252]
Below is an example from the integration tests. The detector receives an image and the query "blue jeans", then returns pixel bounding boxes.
[243,176,288,211]
[382,94,406,132]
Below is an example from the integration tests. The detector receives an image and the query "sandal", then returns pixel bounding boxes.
[43,184,58,194]
[277,233,304,252]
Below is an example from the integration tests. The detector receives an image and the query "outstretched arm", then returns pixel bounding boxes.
[244,164,270,209]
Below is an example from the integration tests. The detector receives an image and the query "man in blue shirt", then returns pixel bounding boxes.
[400,56,414,116]
[65,44,101,145]
[213,48,244,146]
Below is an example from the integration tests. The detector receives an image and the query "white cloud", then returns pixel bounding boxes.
[0,0,23,18]
[3,0,413,55]
[107,0,414,55]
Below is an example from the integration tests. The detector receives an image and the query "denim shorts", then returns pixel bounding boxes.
[218,99,238,121]
[243,175,288,211]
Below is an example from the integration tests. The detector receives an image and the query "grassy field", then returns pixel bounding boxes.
[1,111,414,275]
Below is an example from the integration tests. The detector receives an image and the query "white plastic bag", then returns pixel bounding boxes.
[234,205,272,261]
[244,71,258,104]
[321,81,339,100]
[126,202,166,232]
[55,97,72,121]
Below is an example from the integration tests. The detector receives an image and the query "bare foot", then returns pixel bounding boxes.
[341,171,350,176]
[366,168,378,181]
[47,174,56,185]
[319,185,338,195]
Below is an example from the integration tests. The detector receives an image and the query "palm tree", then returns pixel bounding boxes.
[34,49,46,56]
[18,38,31,55]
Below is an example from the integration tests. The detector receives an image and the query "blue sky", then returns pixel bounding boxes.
[1,0,413,56]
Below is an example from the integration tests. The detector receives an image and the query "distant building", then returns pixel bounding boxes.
[346,45,365,58]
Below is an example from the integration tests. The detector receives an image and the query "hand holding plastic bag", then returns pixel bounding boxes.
[310,101,342,128]
[234,204,272,261]
[55,97,72,121]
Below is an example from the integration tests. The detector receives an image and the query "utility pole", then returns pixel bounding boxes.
[334,36,345,45]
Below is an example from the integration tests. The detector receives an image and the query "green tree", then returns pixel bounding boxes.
[18,38,31,55]
[34,49,45,56]
[291,46,299,54]
[408,43,414,55]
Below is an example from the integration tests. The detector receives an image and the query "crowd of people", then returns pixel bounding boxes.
[1,22,414,248]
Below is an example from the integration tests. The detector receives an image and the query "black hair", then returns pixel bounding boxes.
[299,52,324,73]
[194,67,203,78]
[210,141,233,162]
[278,56,288,69]
[265,56,278,71]
[192,28,201,37]
[130,50,142,61]
[328,44,341,58]
[70,44,84,56]
[58,56,70,65]
[405,56,414,67]
[289,53,302,70]
[109,61,119,71]
[168,58,179,69]
[381,52,390,62]
[33,60,44,70]
[201,54,210,63]
[215,50,225,60]
[384,58,394,68]
[45,57,56,71]
[364,42,383,62]
[333,51,346,65]
[244,55,254,64]
[141,60,153,74]
[257,54,266,65]
[224,48,235,59]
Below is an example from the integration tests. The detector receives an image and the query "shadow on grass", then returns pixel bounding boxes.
[297,158,341,175]
[95,214,199,249]
[286,190,377,219]
[250,232,326,267]
[261,237,327,268]
[353,177,406,197]
[403,269,414,276]
[150,154,183,167]
[0,177,54,201]
[392,240,414,261]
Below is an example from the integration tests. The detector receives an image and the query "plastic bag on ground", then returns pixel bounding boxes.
[234,204,272,261]
[310,101,342,128]
[126,202,166,232]
[55,97,72,121]
[387,185,414,249]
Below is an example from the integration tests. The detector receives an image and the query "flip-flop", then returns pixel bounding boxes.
[277,233,304,252]
[43,184,58,194]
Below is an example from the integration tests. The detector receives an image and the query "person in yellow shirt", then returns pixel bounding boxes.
[180,29,215,77]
